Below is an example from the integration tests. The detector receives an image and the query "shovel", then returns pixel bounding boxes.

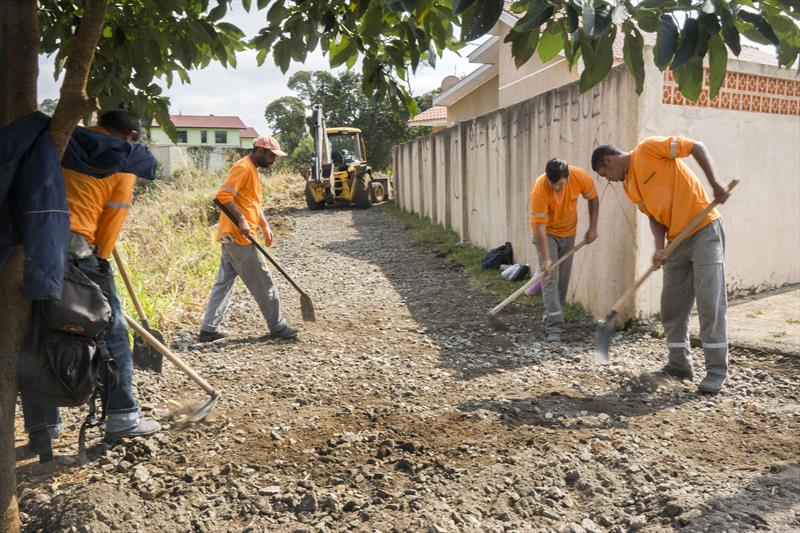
[113,247,163,372]
[124,313,221,424]
[488,240,588,330]
[595,179,739,363]
[214,198,316,322]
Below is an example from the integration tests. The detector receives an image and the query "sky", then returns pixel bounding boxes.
[36,5,479,136]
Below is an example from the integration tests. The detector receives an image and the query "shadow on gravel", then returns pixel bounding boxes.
[319,206,596,381]
[685,463,800,531]
[457,372,697,428]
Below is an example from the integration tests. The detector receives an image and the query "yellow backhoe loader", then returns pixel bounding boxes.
[305,104,391,210]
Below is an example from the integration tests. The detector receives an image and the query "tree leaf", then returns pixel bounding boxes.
[538,20,564,63]
[241,0,252,12]
[566,3,579,33]
[633,8,660,33]
[707,33,727,100]
[460,0,503,42]
[672,55,703,101]
[654,14,679,69]
[578,26,615,93]
[274,41,292,73]
[452,0,478,15]
[623,21,645,95]
[362,1,384,41]
[515,0,554,32]
[330,35,357,67]
[504,28,540,68]
[671,17,699,69]
[738,11,780,45]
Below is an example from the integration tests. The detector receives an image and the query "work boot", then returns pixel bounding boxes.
[545,332,561,343]
[270,325,299,339]
[661,363,694,381]
[198,329,229,342]
[27,429,54,464]
[698,373,727,394]
[105,418,161,442]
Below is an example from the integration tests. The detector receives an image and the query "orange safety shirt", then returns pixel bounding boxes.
[215,156,263,245]
[623,136,719,241]
[530,165,598,237]
[64,129,137,260]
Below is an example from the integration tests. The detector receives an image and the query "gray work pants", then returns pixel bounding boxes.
[201,241,287,334]
[661,219,728,377]
[534,234,576,335]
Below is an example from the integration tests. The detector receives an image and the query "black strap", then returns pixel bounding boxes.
[78,337,118,463]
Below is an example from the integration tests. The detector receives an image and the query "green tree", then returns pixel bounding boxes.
[263,95,307,155]
[37,98,58,114]
[289,136,314,178]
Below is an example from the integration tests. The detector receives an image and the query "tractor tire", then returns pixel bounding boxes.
[353,175,372,209]
[370,180,386,204]
[305,185,325,210]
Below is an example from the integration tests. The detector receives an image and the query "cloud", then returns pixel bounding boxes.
[37,5,478,136]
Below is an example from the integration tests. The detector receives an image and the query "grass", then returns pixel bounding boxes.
[382,202,592,322]
[116,168,299,335]
[746,309,764,318]
[786,318,800,325]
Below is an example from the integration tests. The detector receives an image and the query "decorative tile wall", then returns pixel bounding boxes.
[662,68,800,115]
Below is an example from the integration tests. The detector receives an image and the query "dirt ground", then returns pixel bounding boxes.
[14,192,800,533]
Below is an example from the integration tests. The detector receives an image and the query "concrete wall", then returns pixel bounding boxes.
[631,51,800,315]
[448,75,500,126]
[150,145,240,178]
[395,67,641,318]
[150,127,241,147]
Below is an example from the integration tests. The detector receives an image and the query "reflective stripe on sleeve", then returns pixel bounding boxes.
[105,201,131,209]
[221,184,237,195]
[670,137,678,159]
[532,211,548,218]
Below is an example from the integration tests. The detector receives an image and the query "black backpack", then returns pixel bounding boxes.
[18,260,119,462]
[481,241,513,269]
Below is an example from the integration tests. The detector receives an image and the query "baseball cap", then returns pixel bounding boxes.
[253,135,288,156]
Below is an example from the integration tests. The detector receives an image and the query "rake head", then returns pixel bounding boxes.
[300,293,316,322]
[169,391,221,428]
[487,311,509,331]
[594,310,618,364]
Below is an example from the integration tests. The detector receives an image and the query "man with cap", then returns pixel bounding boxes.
[198,136,299,342]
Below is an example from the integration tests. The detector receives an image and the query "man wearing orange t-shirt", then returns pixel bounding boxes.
[199,136,298,342]
[592,136,731,394]
[530,159,599,342]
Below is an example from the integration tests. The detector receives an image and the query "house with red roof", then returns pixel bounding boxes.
[149,114,259,149]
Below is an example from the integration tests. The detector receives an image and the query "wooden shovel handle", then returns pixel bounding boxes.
[124,313,217,396]
[607,178,739,316]
[491,240,588,315]
[112,247,148,323]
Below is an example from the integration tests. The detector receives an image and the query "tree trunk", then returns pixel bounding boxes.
[1,0,106,531]
[0,1,38,532]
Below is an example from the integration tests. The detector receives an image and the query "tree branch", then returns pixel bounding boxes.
[49,0,109,156]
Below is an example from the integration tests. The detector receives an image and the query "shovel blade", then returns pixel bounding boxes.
[133,325,164,373]
[594,311,618,364]
[487,311,509,331]
[300,293,316,322]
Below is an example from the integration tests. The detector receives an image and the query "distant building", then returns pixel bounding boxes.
[147,114,260,176]
[149,114,249,148]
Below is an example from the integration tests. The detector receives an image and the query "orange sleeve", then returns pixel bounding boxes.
[530,175,549,226]
[575,167,598,200]
[640,136,695,160]
[215,164,250,204]
[93,173,136,259]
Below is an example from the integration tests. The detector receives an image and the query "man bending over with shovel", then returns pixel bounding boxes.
[530,159,599,343]
[198,136,299,342]
[591,136,730,394]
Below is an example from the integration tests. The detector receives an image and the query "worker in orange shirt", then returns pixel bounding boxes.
[592,136,730,394]
[22,110,160,450]
[530,159,599,343]
[199,136,298,342]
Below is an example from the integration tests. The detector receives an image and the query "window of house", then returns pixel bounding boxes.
[200,130,207,143]
[215,130,227,144]
[176,130,187,143]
